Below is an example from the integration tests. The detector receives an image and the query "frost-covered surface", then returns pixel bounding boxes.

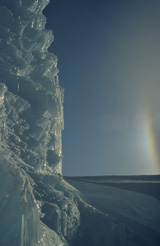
[1,0,160,245]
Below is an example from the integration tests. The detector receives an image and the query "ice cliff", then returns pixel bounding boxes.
[0,0,80,245]
[0,0,64,174]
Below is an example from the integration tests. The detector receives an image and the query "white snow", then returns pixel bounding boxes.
[65,177,160,233]
[65,176,160,245]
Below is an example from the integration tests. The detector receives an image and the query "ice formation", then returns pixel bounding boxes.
[1,1,160,246]
[0,0,63,174]
[0,0,80,245]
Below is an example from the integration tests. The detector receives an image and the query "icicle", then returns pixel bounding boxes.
[21,214,24,246]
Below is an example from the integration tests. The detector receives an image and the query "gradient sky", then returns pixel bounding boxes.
[43,0,160,176]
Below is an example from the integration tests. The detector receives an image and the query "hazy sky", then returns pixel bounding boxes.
[44,0,160,176]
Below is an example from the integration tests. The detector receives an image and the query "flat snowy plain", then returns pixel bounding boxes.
[65,175,160,245]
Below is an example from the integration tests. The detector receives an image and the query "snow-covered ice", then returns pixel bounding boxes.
[0,0,160,245]
[65,176,160,245]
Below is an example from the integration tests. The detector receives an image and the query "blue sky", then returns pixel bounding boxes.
[44,0,160,176]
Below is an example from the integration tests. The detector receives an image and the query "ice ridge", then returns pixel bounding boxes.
[0,1,80,245]
[0,0,64,174]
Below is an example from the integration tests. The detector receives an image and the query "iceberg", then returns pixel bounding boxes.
[0,0,160,246]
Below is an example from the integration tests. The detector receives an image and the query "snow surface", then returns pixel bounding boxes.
[65,176,160,245]
[0,0,160,245]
